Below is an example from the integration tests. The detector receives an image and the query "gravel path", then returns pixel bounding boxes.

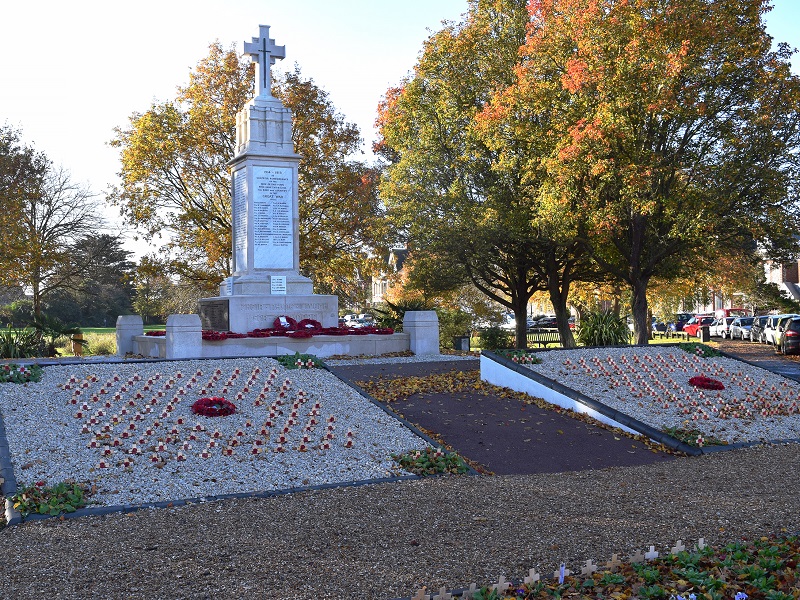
[0,443,798,598]
[1,347,799,598]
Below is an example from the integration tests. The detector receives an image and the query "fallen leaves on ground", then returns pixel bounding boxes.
[356,370,681,456]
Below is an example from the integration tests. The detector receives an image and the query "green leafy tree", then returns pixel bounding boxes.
[505,0,800,344]
[45,235,135,326]
[275,68,387,305]
[377,0,599,348]
[110,43,385,303]
[0,126,47,292]
[109,42,248,285]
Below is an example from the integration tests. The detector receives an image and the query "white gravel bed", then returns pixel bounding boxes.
[0,358,428,507]
[324,353,477,366]
[523,346,800,444]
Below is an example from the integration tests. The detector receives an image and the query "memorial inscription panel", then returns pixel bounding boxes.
[199,299,230,331]
[232,169,248,271]
[253,166,293,269]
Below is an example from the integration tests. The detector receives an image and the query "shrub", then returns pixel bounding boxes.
[436,307,473,349]
[11,481,87,517]
[479,326,512,350]
[392,447,469,475]
[0,363,43,384]
[372,299,432,332]
[86,332,116,356]
[275,352,320,369]
[576,311,630,346]
[0,325,42,359]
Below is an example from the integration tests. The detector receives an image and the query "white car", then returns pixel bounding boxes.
[764,314,800,345]
[730,316,754,340]
[709,317,735,338]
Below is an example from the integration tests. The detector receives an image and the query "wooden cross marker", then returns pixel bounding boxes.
[461,583,478,600]
[581,559,598,576]
[605,553,623,571]
[433,587,452,600]
[524,568,540,585]
[629,549,645,563]
[411,588,430,600]
[491,576,510,593]
[645,545,660,561]
[696,538,706,550]
[671,539,686,554]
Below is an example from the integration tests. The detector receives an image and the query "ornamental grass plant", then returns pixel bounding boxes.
[575,311,631,347]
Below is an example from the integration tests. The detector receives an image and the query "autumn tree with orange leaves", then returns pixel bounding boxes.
[110,44,384,305]
[378,0,601,349]
[492,0,800,343]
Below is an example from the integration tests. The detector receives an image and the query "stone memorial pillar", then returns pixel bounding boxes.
[116,315,143,357]
[198,25,338,333]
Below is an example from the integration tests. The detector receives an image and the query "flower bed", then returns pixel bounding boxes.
[0,357,428,510]
[518,346,800,446]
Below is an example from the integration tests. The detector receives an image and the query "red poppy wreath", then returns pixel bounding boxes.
[688,375,725,391]
[191,397,237,417]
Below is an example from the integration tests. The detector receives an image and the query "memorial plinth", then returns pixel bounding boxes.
[198,24,337,332]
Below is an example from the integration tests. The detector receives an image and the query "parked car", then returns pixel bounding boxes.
[764,314,799,345]
[528,316,558,331]
[749,315,768,343]
[730,316,754,340]
[773,314,800,353]
[709,317,735,338]
[674,313,694,331]
[776,316,800,355]
[683,315,715,338]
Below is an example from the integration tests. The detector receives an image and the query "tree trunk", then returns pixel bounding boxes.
[547,278,576,348]
[631,277,650,345]
[512,295,529,350]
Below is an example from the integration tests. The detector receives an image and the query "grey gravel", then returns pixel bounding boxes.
[524,346,800,444]
[0,443,799,598]
[2,351,799,599]
[0,358,427,507]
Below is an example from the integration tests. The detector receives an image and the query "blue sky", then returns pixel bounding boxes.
[1,0,798,254]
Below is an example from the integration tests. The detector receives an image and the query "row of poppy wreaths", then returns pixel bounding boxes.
[203,316,394,341]
[145,317,395,340]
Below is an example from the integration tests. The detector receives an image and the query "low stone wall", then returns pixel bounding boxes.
[118,310,439,360]
[133,332,412,359]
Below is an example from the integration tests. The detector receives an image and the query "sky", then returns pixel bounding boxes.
[1,0,799,257]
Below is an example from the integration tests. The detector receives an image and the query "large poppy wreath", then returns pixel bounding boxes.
[688,375,725,391]
[191,397,237,417]
[273,316,298,330]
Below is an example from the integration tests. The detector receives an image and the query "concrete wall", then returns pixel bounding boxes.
[123,310,437,360]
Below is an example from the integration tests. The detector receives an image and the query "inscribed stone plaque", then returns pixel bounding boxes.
[252,165,293,269]
[271,275,287,295]
[232,169,248,271]
[199,299,230,331]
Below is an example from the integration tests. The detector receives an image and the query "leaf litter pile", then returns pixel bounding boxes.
[356,369,678,459]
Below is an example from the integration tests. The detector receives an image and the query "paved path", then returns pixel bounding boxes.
[715,337,800,382]
[329,359,677,475]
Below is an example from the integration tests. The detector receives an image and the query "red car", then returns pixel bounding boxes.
[682,315,715,338]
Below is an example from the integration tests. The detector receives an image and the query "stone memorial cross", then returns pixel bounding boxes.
[244,25,285,98]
